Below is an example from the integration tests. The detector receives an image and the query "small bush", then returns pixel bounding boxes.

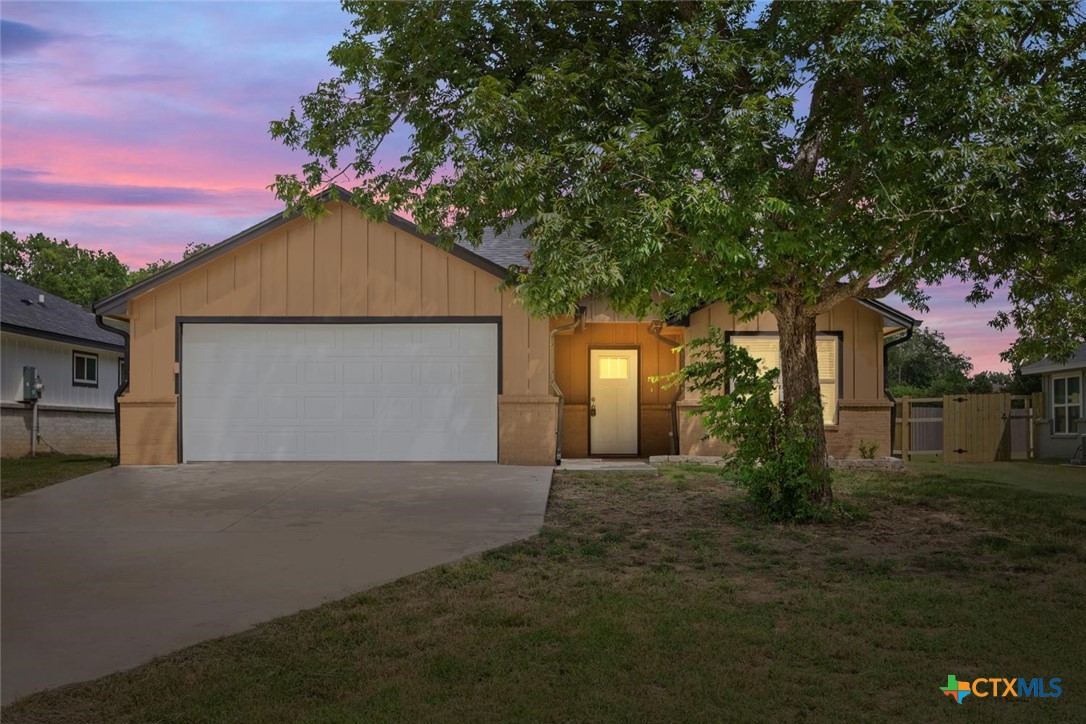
[664,327,829,522]
[858,440,880,459]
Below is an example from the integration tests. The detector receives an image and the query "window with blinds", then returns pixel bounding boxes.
[731,334,840,424]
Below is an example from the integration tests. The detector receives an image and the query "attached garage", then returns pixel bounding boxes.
[180,320,499,462]
[93,188,557,467]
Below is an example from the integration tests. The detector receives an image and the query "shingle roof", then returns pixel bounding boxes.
[458,222,532,269]
[1,274,124,350]
[1021,342,1086,375]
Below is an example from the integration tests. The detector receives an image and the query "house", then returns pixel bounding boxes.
[92,188,917,466]
[1,274,126,457]
[1021,342,1085,461]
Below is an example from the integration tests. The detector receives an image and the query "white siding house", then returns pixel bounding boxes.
[1,274,126,457]
[1022,342,1086,463]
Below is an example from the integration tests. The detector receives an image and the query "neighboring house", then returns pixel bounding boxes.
[92,187,917,466]
[1,274,126,457]
[1021,342,1085,461]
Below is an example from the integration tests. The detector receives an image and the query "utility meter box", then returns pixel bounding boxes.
[22,366,43,401]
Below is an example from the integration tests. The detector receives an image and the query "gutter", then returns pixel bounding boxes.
[95,315,130,467]
[549,309,583,465]
[649,320,685,455]
[883,324,915,458]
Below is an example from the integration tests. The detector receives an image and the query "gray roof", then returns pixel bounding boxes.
[1,274,124,350]
[1021,342,1086,375]
[459,221,532,268]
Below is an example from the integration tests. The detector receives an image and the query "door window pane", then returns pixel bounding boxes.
[598,357,629,379]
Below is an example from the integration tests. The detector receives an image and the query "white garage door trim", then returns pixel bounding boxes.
[179,317,501,462]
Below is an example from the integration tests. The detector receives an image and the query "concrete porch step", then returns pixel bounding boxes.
[556,458,658,474]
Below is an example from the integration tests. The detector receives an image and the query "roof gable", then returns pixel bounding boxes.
[93,186,514,316]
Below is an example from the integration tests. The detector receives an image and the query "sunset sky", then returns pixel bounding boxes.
[1,1,1016,372]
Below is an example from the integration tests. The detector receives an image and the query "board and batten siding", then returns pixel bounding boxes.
[678,300,893,459]
[552,319,685,457]
[1,332,122,409]
[117,202,555,465]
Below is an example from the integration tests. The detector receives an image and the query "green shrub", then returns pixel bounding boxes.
[858,440,880,459]
[664,328,830,522]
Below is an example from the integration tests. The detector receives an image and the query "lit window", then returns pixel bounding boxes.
[1052,373,1082,435]
[598,357,629,379]
[730,334,840,424]
[73,351,99,388]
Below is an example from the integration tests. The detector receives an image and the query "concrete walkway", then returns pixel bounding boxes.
[0,462,552,704]
[558,458,658,473]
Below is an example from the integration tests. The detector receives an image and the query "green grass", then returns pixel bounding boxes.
[3,462,1085,722]
[0,454,113,499]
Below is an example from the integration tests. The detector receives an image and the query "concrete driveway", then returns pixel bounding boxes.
[0,462,551,704]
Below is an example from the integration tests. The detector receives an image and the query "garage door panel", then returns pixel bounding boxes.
[182,323,498,462]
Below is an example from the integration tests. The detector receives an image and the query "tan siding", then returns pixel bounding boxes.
[130,298,153,397]
[233,244,260,315]
[526,310,552,396]
[474,272,501,316]
[553,321,683,456]
[313,206,342,316]
[206,257,233,314]
[286,224,315,316]
[502,291,530,396]
[683,299,883,403]
[115,201,553,465]
[259,231,288,315]
[179,270,206,316]
[367,222,396,315]
[340,208,368,315]
[420,244,449,315]
[394,233,422,315]
[448,260,475,315]
[152,287,179,397]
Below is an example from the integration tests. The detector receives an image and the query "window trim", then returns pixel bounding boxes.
[725,331,844,425]
[1051,371,1082,437]
[72,350,100,388]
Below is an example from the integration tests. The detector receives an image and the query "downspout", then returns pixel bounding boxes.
[96,314,130,467]
[649,320,685,455]
[883,325,914,458]
[550,309,583,465]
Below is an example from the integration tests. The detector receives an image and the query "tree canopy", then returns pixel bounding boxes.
[885,326,1040,397]
[272,1,1085,502]
[1,231,130,307]
[1,231,209,306]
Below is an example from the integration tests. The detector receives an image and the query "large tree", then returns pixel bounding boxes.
[272,1,1086,506]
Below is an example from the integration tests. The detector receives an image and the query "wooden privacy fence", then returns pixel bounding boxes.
[894,393,1042,463]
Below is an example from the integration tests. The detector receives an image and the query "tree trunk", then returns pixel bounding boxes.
[774,298,833,508]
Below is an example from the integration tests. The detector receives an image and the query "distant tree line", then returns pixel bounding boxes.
[887,327,1040,397]
[1,231,209,307]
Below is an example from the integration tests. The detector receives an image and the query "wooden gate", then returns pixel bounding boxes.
[942,393,1011,463]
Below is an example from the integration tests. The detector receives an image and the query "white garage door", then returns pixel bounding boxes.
[181,323,498,462]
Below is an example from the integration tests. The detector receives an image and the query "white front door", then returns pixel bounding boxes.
[589,348,639,455]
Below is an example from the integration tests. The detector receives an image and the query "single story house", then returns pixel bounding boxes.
[1,274,126,457]
[92,188,917,466]
[1021,342,1085,461]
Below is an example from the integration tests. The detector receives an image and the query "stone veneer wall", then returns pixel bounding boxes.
[1,403,116,457]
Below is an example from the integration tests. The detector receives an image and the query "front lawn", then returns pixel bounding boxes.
[0,454,113,499]
[4,463,1084,722]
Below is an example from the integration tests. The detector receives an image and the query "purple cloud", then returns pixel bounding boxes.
[0,19,56,57]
